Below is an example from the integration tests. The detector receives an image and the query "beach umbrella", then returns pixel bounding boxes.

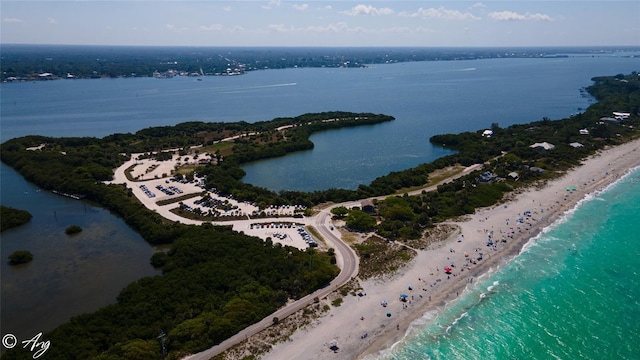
[444,267,452,273]
[400,293,408,299]
[386,312,392,317]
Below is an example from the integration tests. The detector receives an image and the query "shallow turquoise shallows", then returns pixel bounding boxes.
[379,167,640,360]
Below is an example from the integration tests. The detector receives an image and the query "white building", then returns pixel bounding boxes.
[530,142,555,151]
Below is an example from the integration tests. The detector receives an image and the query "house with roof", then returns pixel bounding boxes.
[613,112,630,120]
[482,129,494,137]
[361,199,375,214]
[477,171,498,183]
[530,142,555,151]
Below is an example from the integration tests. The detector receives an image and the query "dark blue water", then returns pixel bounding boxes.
[4,54,637,191]
[242,55,640,191]
[0,162,159,341]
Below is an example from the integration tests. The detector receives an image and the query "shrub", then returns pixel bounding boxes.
[65,225,83,235]
[8,250,33,265]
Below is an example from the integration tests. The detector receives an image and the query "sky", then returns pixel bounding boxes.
[1,1,639,47]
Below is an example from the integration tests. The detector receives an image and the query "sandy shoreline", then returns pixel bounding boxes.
[259,137,640,360]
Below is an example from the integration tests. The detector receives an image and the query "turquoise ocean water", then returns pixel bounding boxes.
[379,167,640,360]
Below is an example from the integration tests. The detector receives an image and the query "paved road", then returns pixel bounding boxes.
[183,163,481,359]
[184,209,358,360]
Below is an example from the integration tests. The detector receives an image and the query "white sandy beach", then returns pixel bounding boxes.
[259,137,640,360]
[107,138,640,360]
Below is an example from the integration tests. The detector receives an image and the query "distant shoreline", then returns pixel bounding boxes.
[3,44,639,82]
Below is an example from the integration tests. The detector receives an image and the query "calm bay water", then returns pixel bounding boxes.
[379,167,640,360]
[0,162,159,342]
[1,51,639,351]
[2,53,639,191]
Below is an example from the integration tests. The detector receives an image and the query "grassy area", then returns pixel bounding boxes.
[173,164,199,176]
[354,235,417,280]
[155,192,203,206]
[410,223,461,251]
[394,165,465,194]
[201,142,234,157]
[168,207,247,222]
[124,164,137,181]
[305,226,325,246]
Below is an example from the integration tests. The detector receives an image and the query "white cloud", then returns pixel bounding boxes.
[293,4,308,11]
[305,22,350,33]
[262,0,281,10]
[471,2,486,9]
[341,4,394,16]
[200,24,223,31]
[527,13,553,21]
[223,6,231,12]
[488,11,553,21]
[267,23,288,32]
[48,17,58,25]
[399,7,480,20]
[165,24,188,32]
[267,22,365,34]
[3,17,23,23]
[263,22,438,37]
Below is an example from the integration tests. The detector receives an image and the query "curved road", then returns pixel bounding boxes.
[184,208,358,360]
[184,163,481,359]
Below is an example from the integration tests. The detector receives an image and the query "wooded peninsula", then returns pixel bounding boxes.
[1,73,638,359]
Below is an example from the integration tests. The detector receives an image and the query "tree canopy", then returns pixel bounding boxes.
[0,206,32,232]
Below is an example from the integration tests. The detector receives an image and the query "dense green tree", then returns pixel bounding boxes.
[331,206,349,218]
[0,206,32,231]
[345,209,377,231]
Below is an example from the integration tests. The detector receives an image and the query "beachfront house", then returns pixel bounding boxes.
[613,112,630,120]
[361,199,375,214]
[478,171,498,183]
[526,166,545,174]
[530,142,555,151]
[570,142,584,148]
[482,129,494,137]
[579,128,590,135]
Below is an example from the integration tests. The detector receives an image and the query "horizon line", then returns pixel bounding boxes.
[2,43,640,49]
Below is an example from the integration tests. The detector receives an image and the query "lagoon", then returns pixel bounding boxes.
[0,162,159,342]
